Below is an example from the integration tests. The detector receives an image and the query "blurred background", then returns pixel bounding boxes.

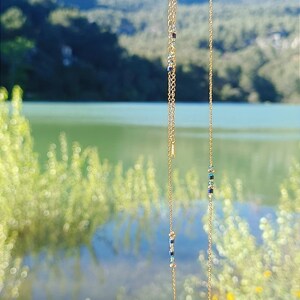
[0,0,300,299]
[1,0,299,102]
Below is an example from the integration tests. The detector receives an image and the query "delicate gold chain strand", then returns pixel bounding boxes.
[166,1,214,300]
[207,0,214,299]
[167,0,178,299]
[207,194,213,300]
[208,0,214,168]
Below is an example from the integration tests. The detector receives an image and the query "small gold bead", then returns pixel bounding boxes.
[169,231,176,238]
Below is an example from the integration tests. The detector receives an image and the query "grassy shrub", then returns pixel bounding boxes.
[0,86,160,298]
[184,163,300,299]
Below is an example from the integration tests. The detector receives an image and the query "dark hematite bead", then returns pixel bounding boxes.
[169,239,175,244]
[209,173,214,180]
[208,188,214,194]
[169,251,174,256]
[167,66,173,72]
[172,32,177,38]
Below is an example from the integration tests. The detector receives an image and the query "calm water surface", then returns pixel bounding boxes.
[25,103,300,203]
[19,103,299,299]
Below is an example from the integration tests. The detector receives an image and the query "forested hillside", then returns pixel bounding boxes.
[0,0,299,102]
[87,0,300,103]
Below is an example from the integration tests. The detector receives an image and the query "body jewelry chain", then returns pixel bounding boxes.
[166,0,178,299]
[207,0,215,299]
[166,1,215,299]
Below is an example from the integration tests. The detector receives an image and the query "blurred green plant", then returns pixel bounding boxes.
[184,164,300,299]
[0,86,29,299]
[0,37,35,90]
[0,86,160,298]
[0,7,27,30]
[48,8,82,26]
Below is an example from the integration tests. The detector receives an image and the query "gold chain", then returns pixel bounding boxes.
[208,0,214,169]
[167,0,177,299]
[207,0,214,299]
[166,1,214,300]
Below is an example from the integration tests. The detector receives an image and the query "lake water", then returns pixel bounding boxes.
[19,103,299,299]
[24,103,300,204]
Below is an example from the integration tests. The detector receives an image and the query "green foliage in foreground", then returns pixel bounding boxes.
[0,87,299,299]
[184,170,300,299]
[0,86,161,298]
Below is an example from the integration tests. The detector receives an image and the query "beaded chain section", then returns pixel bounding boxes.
[166,0,178,299]
[166,0,215,299]
[207,0,215,299]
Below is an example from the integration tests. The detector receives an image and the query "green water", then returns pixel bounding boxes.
[24,103,300,205]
